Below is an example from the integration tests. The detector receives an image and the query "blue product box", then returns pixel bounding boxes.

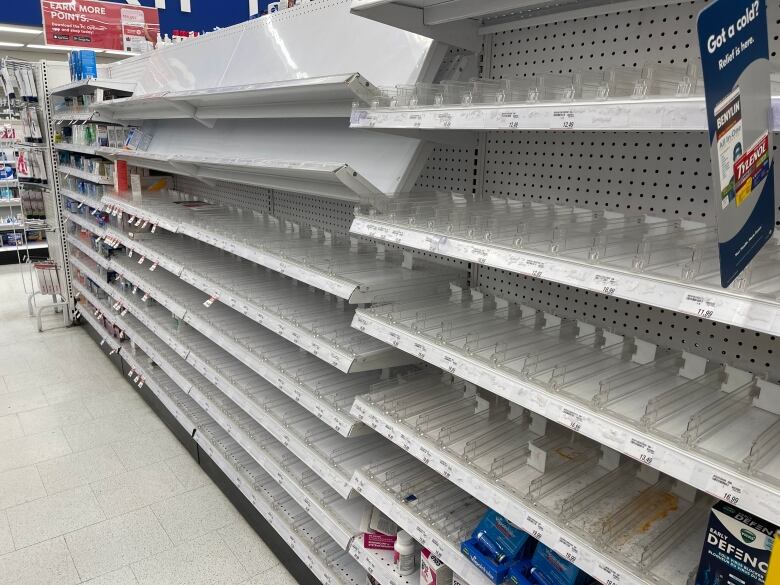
[526,544,589,585]
[72,51,81,81]
[79,50,97,80]
[695,501,776,585]
[461,511,535,584]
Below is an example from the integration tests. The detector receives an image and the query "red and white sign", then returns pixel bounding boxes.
[42,0,160,52]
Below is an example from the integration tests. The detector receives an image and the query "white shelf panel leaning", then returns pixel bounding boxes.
[100,227,415,373]
[351,194,780,336]
[351,291,780,525]
[68,250,373,438]
[95,74,382,120]
[348,542,419,585]
[100,190,462,304]
[49,78,137,98]
[0,198,21,206]
[98,148,381,201]
[70,273,395,499]
[55,142,101,156]
[351,95,780,132]
[0,224,24,232]
[0,180,19,189]
[58,165,114,185]
[351,408,707,585]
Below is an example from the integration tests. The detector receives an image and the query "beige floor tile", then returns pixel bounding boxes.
[0,511,13,555]
[218,521,281,578]
[164,453,210,490]
[17,399,93,436]
[151,484,241,544]
[0,466,46,510]
[36,444,126,494]
[112,427,187,470]
[91,460,187,518]
[131,531,248,585]
[0,428,72,473]
[0,388,48,417]
[81,566,139,585]
[0,414,23,443]
[6,485,105,549]
[0,537,80,585]
[65,507,172,581]
[249,564,299,585]
[62,412,140,453]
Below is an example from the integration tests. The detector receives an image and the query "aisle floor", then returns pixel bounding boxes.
[0,264,299,585]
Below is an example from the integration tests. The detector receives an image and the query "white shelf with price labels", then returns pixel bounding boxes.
[66,233,384,436]
[351,375,714,585]
[351,287,780,526]
[100,189,462,305]
[119,339,368,585]
[69,264,401,502]
[351,193,780,337]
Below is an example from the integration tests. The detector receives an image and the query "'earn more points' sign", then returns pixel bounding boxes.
[42,0,160,52]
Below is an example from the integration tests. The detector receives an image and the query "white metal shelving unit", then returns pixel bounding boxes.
[50,1,780,584]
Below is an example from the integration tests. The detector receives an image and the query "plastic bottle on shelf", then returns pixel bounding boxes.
[394,530,416,576]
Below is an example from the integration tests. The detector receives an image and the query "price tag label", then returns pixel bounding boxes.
[706,473,745,506]
[149,262,158,272]
[203,296,218,308]
[137,255,145,265]
[141,293,149,302]
[559,406,587,433]
[497,110,521,129]
[437,112,453,128]
[594,563,622,585]
[552,109,576,130]
[624,437,657,466]
[679,293,718,320]
[524,259,546,279]
[553,536,579,564]
[593,273,621,296]
[523,514,546,541]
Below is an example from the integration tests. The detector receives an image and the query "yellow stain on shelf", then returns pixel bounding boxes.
[639,492,679,534]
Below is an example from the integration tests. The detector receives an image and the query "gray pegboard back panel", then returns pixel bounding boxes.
[173,175,273,215]
[476,265,780,382]
[414,145,480,193]
[272,191,356,233]
[482,131,715,221]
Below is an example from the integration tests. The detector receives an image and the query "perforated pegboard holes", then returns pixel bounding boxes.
[476,266,780,382]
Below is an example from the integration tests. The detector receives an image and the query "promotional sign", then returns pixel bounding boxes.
[698,0,774,288]
[42,0,160,52]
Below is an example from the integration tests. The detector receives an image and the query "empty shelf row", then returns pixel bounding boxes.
[64,198,413,373]
[352,287,780,525]
[94,188,461,303]
[353,193,780,335]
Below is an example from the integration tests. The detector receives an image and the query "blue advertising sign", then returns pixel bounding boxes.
[697,0,774,288]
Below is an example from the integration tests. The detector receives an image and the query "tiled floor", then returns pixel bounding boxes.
[0,264,299,585]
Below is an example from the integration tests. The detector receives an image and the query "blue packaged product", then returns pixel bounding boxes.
[695,501,776,585]
[527,544,589,585]
[79,50,97,80]
[71,51,81,81]
[462,510,535,584]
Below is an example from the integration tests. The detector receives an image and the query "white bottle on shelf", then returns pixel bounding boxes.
[394,530,416,576]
